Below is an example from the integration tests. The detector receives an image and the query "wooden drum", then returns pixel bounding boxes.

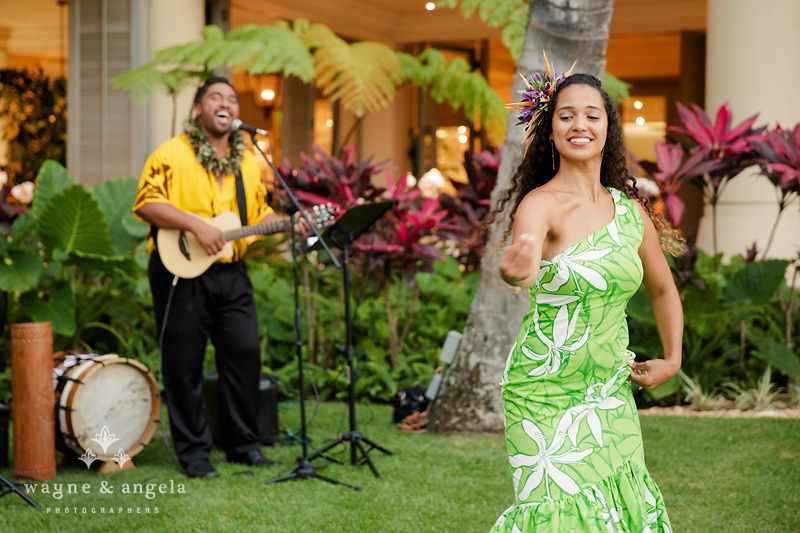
[54,354,160,462]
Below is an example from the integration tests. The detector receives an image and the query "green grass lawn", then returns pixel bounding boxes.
[1,403,798,532]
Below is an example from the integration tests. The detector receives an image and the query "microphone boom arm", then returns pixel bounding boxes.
[247,130,340,269]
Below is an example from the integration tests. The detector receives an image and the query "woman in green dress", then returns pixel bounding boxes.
[490,70,683,532]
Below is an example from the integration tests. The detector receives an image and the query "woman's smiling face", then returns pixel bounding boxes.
[550,83,608,165]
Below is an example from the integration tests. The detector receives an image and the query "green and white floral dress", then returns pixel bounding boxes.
[493,188,673,533]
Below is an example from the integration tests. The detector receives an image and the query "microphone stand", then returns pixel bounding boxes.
[0,473,41,509]
[249,133,358,491]
[249,132,339,270]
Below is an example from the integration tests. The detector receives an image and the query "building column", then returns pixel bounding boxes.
[0,26,9,167]
[149,0,205,149]
[699,0,800,260]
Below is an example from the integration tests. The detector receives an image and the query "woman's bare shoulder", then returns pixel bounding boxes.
[512,189,559,234]
[518,187,563,210]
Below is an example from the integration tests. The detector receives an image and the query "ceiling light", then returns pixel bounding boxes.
[458,135,468,144]
[325,119,333,127]
[635,117,645,126]
[457,125,467,134]
[435,129,448,138]
[633,100,643,110]
[425,2,436,10]
[261,89,275,101]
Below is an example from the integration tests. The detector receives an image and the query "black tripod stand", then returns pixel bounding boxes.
[0,473,41,509]
[263,212,359,491]
[306,202,394,477]
[245,130,359,491]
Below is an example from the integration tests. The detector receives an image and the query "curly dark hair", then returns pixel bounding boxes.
[486,73,684,254]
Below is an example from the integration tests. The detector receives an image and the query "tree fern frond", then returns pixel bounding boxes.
[501,24,525,63]
[114,65,200,101]
[153,39,225,66]
[113,65,164,102]
[401,48,506,145]
[297,23,405,117]
[407,48,449,84]
[150,24,315,82]
[202,24,225,41]
[601,72,632,106]
[461,0,482,18]
[205,40,261,70]
[153,41,204,64]
[437,0,527,62]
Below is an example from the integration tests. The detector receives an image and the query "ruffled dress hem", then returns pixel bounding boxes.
[491,461,672,533]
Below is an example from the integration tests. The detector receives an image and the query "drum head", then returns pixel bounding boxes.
[61,356,159,461]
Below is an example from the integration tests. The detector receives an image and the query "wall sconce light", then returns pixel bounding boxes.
[255,75,279,107]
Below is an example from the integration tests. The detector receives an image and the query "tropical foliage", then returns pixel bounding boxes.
[664,102,765,260]
[276,144,465,367]
[0,161,148,354]
[115,19,507,145]
[637,103,800,267]
[0,69,66,185]
[750,124,800,258]
[399,48,507,144]
[251,253,479,402]
[628,111,800,407]
[435,0,631,105]
[439,148,499,270]
[627,247,800,407]
[437,0,528,62]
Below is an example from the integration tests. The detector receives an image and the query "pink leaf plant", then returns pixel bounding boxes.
[277,144,386,210]
[669,102,764,193]
[438,149,499,270]
[749,123,800,257]
[278,144,468,287]
[667,102,765,262]
[634,140,721,226]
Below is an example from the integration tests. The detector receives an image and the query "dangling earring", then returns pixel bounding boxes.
[550,139,555,170]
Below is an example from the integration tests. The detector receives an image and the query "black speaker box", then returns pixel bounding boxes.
[202,373,281,446]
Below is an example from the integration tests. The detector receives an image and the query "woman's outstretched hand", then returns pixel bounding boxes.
[499,233,540,288]
[628,359,680,390]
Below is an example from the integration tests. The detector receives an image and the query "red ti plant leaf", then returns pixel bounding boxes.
[664,194,685,227]
[667,102,766,262]
[635,140,716,226]
[439,148,500,270]
[277,144,386,209]
[668,102,764,191]
[751,123,800,195]
[749,123,800,257]
[278,142,469,287]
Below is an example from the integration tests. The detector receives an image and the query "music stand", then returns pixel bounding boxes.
[248,133,358,491]
[305,201,395,477]
[0,473,41,509]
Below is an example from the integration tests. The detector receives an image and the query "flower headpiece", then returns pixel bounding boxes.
[507,51,576,151]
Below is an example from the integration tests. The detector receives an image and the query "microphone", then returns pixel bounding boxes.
[231,119,268,136]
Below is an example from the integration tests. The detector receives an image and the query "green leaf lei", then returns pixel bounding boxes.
[184,118,247,177]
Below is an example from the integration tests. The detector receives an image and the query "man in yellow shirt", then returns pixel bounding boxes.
[134,77,305,478]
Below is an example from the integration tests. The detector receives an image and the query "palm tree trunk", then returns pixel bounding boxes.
[429,0,615,435]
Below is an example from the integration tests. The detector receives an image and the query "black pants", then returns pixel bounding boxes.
[149,253,261,465]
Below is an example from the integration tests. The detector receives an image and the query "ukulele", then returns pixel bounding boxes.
[157,204,336,279]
